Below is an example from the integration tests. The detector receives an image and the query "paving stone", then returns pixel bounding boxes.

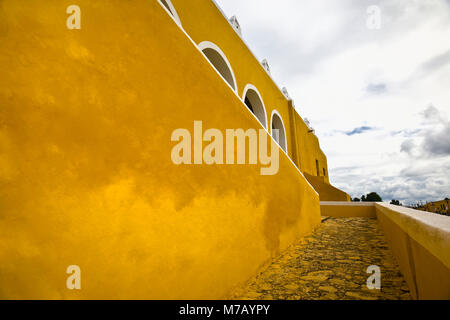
[284,284,300,291]
[319,286,338,293]
[300,275,330,282]
[260,284,273,291]
[322,293,339,300]
[231,217,412,300]
[345,292,378,300]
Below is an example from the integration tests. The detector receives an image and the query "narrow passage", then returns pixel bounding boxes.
[232,218,411,300]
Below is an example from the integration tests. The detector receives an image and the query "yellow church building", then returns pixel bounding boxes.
[0,0,448,300]
[423,199,450,216]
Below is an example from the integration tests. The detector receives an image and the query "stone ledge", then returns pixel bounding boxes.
[375,203,450,269]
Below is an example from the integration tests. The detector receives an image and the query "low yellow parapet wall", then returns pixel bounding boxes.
[375,203,450,300]
[320,202,450,300]
[320,202,376,218]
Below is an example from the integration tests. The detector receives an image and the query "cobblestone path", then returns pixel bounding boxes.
[232,217,411,300]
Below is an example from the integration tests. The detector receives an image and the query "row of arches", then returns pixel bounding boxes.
[199,41,288,153]
[159,0,288,153]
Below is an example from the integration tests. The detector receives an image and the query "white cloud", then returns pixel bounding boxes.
[216,0,450,204]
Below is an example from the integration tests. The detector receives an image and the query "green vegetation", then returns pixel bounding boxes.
[390,199,402,206]
[361,192,382,202]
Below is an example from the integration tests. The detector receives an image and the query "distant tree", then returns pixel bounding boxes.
[361,192,382,202]
[390,199,402,206]
[445,198,449,201]
[353,197,361,202]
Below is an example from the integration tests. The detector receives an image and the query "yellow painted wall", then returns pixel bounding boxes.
[0,0,322,299]
[320,203,375,218]
[376,204,450,300]
[172,0,338,190]
[423,200,449,215]
[305,173,350,202]
[319,202,450,299]
[292,112,330,184]
[173,0,293,152]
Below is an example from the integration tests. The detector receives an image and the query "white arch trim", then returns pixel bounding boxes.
[242,84,268,129]
[198,41,238,93]
[158,0,182,27]
[270,109,288,154]
[153,1,318,198]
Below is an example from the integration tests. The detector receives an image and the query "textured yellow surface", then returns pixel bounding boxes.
[305,173,350,202]
[320,203,375,218]
[0,0,321,299]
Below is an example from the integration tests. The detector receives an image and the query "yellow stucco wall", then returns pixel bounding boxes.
[320,202,376,218]
[292,112,330,183]
[173,0,292,148]
[172,0,336,189]
[376,204,450,300]
[423,200,449,215]
[0,0,322,299]
[305,173,350,202]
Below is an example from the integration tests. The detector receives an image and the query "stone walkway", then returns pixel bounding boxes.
[231,217,411,300]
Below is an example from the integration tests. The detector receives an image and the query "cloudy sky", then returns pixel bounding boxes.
[216,0,450,205]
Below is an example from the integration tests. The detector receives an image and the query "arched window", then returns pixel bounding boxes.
[159,0,182,26]
[198,41,237,92]
[242,84,267,129]
[271,110,287,152]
